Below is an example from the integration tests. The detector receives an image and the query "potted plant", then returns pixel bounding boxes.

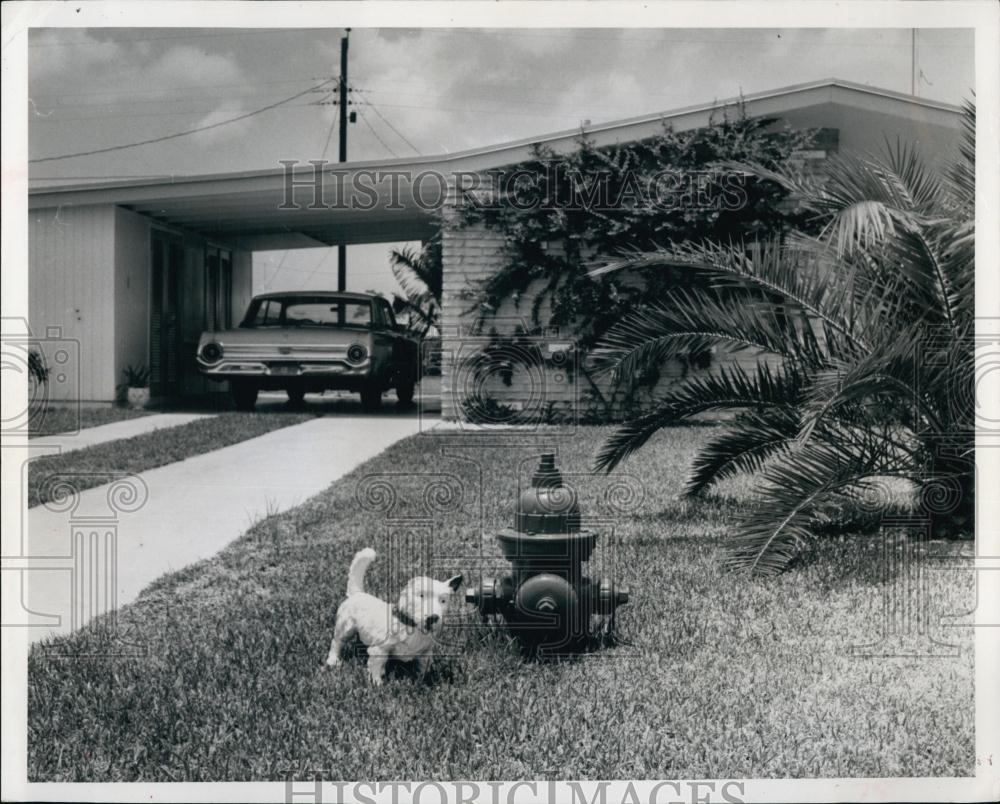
[119,365,151,409]
[27,346,50,431]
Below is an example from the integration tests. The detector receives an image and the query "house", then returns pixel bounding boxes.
[26,79,964,413]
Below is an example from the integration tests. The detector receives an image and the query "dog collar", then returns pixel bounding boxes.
[393,608,420,629]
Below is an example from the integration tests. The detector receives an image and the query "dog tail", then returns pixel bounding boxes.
[347,548,377,597]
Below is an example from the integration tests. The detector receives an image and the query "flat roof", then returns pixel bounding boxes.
[28,78,964,250]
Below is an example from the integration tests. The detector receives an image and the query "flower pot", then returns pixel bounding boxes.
[126,387,150,409]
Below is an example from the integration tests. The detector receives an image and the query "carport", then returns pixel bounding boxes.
[28,158,445,401]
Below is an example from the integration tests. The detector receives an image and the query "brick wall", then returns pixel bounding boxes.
[439,214,782,423]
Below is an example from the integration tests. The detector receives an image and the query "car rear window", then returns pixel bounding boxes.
[244,298,372,327]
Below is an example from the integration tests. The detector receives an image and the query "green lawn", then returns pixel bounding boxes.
[29,405,153,438]
[28,412,313,508]
[27,426,975,781]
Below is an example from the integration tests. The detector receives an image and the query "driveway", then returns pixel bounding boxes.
[23,412,426,643]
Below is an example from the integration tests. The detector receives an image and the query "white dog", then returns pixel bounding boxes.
[325,548,463,685]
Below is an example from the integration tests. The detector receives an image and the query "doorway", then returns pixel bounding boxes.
[205,246,233,331]
[150,231,184,397]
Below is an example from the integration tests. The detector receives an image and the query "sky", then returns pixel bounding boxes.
[27,26,975,298]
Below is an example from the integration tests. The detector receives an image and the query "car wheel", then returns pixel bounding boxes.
[287,386,306,407]
[231,381,259,412]
[396,378,416,406]
[360,385,382,411]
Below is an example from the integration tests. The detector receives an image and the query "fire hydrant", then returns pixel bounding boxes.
[466,453,629,653]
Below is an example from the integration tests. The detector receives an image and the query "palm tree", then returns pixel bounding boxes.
[591,102,975,574]
[389,230,442,337]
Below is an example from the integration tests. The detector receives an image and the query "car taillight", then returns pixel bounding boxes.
[347,343,367,364]
[200,342,224,363]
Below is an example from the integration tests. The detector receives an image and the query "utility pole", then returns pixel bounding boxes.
[338,28,350,291]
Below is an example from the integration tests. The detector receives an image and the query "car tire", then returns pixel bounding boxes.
[286,386,306,407]
[360,385,382,411]
[231,381,259,412]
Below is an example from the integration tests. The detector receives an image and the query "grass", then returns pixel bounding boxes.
[28,412,313,508]
[29,405,153,438]
[27,426,975,781]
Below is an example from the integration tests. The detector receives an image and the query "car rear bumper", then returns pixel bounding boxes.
[197,358,374,386]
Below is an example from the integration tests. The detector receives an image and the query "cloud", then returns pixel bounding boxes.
[147,45,243,88]
[375,28,423,43]
[26,26,974,181]
[29,29,124,80]
[189,99,255,146]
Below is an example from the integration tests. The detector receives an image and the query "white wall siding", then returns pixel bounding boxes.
[29,205,117,401]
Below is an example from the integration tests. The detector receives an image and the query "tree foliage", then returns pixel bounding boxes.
[457,103,820,352]
[388,228,442,337]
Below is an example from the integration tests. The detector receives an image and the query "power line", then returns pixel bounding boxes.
[356,106,399,157]
[320,105,339,160]
[291,248,337,288]
[30,75,336,102]
[358,93,421,155]
[30,103,322,123]
[30,86,657,120]
[29,78,335,163]
[257,249,290,292]
[31,88,324,111]
[340,99,595,120]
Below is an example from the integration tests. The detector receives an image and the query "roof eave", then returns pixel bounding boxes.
[28,77,964,204]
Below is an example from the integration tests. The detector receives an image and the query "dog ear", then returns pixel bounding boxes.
[446,574,463,592]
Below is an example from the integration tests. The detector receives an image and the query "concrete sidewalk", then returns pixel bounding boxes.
[23,414,424,642]
[29,413,213,456]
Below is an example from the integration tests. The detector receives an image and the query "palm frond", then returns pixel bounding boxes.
[390,233,443,300]
[684,408,801,496]
[393,291,438,337]
[389,235,443,337]
[590,285,827,383]
[593,362,806,473]
[727,429,904,574]
[873,137,943,212]
[590,238,870,356]
[944,99,975,218]
[390,253,433,302]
